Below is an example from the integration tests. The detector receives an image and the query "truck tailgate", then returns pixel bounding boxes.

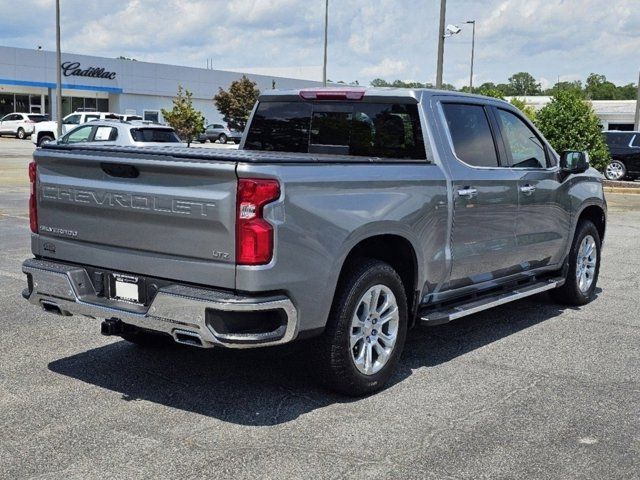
[33,147,237,289]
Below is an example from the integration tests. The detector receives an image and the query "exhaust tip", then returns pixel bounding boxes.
[173,329,204,347]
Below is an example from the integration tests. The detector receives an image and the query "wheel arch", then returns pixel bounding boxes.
[576,204,606,244]
[333,233,420,328]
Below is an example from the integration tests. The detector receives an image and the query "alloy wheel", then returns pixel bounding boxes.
[350,284,399,375]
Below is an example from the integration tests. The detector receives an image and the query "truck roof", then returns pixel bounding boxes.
[259,87,511,105]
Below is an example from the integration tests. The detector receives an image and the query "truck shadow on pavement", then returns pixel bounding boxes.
[48,291,598,426]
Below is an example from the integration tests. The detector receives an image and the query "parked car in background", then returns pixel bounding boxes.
[603,131,640,181]
[0,113,49,139]
[57,120,183,147]
[31,111,119,146]
[198,123,242,144]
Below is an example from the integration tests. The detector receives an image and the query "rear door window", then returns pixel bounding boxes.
[245,101,426,159]
[93,126,118,141]
[442,103,499,167]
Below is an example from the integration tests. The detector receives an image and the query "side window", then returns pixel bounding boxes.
[0,114,10,122]
[631,135,640,148]
[64,114,81,125]
[442,103,499,167]
[63,125,93,143]
[93,126,117,141]
[496,109,547,168]
[214,124,224,129]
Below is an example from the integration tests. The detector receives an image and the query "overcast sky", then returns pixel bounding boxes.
[1,0,639,88]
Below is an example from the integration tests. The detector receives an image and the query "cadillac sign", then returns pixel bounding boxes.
[61,61,117,80]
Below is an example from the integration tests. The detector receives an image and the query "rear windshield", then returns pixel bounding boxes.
[130,128,181,143]
[28,115,49,122]
[244,101,426,160]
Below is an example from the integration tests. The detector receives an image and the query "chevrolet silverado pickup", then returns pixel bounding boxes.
[22,88,606,396]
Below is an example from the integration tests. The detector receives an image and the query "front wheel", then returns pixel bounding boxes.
[604,160,627,181]
[551,220,601,305]
[218,133,228,144]
[16,128,26,140]
[313,259,408,396]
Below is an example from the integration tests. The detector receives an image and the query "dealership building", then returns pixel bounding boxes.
[0,45,322,123]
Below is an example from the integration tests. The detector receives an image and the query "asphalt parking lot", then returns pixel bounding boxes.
[1,137,639,479]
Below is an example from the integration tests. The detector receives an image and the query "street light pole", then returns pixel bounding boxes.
[435,0,447,89]
[55,0,62,137]
[466,20,476,93]
[634,70,640,131]
[322,0,328,87]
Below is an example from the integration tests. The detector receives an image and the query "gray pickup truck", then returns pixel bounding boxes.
[22,88,606,396]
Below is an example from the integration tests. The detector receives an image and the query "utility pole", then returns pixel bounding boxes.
[466,20,476,93]
[635,70,640,131]
[435,0,447,89]
[55,0,62,138]
[322,0,328,87]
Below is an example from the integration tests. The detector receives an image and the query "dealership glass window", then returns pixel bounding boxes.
[0,94,14,117]
[143,110,160,123]
[61,97,72,116]
[71,97,84,113]
[14,95,29,112]
[97,98,108,112]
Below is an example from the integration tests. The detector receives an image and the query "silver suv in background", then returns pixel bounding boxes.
[57,120,184,147]
[198,123,242,144]
[0,113,49,139]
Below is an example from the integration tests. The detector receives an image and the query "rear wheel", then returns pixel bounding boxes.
[313,259,408,396]
[604,160,626,181]
[38,135,54,146]
[16,128,26,140]
[218,133,228,144]
[551,220,601,305]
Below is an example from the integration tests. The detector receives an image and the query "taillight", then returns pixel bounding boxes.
[299,88,366,100]
[236,178,280,265]
[28,161,38,233]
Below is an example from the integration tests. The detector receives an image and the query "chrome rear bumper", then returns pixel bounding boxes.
[22,258,298,348]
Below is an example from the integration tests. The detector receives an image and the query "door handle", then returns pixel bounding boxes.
[457,187,478,199]
[520,184,536,195]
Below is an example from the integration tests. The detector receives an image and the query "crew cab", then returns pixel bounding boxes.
[22,88,606,396]
[31,111,119,146]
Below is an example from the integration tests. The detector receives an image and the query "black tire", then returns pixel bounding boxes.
[233,138,240,144]
[312,259,408,396]
[38,135,54,147]
[551,220,601,306]
[120,329,174,348]
[218,133,227,144]
[16,128,25,140]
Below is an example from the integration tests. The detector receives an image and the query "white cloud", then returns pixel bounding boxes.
[0,0,638,87]
[361,58,408,77]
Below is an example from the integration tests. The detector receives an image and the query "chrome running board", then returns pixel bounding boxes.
[419,277,564,326]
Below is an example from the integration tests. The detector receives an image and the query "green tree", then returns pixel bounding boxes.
[160,85,204,147]
[508,72,541,95]
[535,89,609,171]
[509,98,537,122]
[476,87,505,99]
[544,80,584,97]
[214,75,261,131]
